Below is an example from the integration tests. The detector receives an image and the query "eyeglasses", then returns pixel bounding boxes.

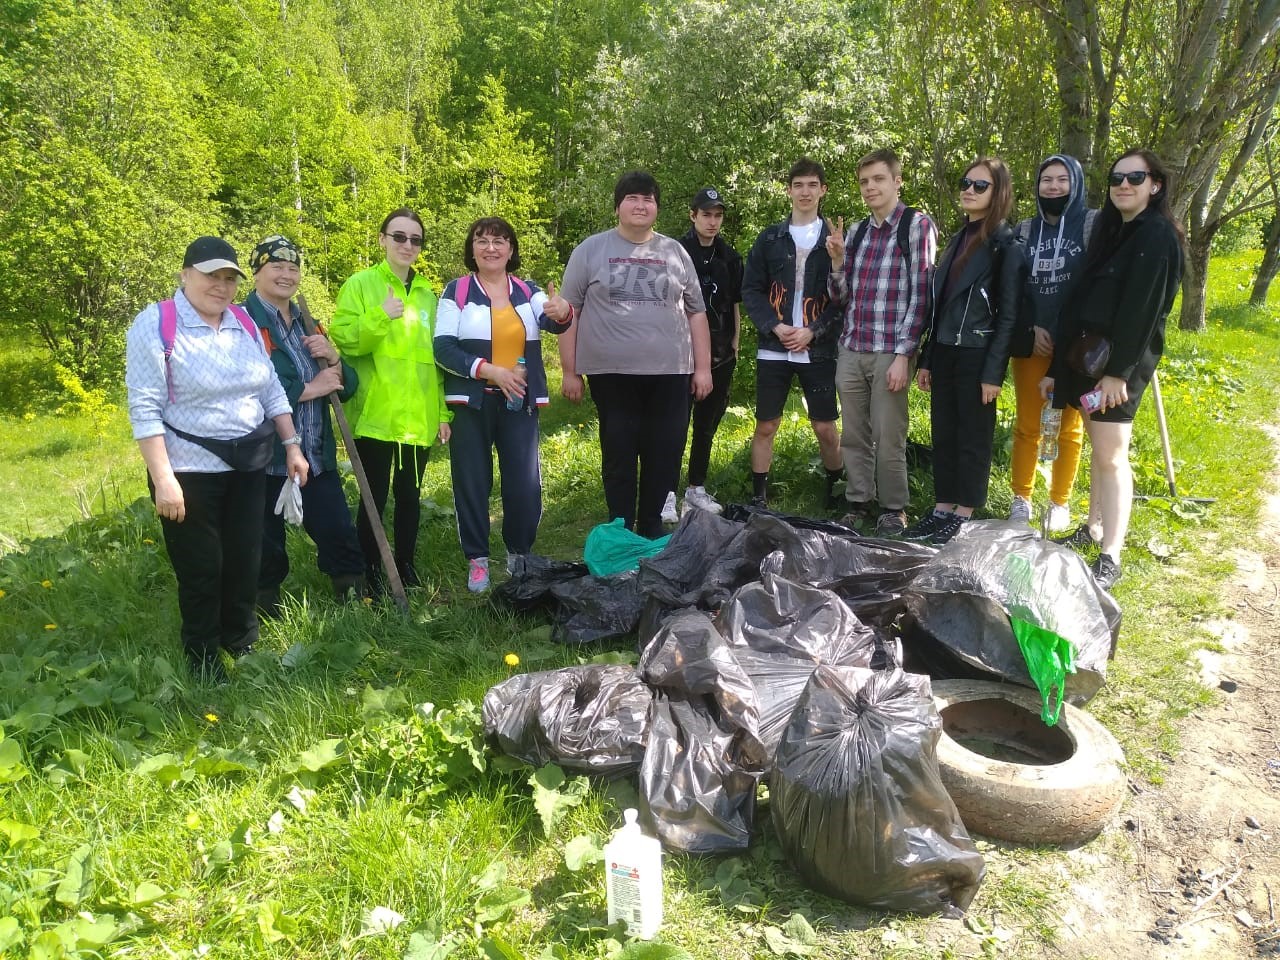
[1108,170,1151,187]
[383,231,424,248]
[473,236,510,249]
[959,178,992,194]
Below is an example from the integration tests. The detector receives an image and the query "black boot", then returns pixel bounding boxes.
[331,573,365,602]
[256,586,281,619]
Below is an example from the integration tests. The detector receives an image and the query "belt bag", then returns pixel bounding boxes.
[1065,331,1112,379]
[165,419,277,471]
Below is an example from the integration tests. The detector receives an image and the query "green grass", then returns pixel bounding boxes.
[0,252,1277,959]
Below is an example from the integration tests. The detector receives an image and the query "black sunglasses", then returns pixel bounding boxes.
[383,231,425,248]
[1108,170,1151,187]
[959,177,992,194]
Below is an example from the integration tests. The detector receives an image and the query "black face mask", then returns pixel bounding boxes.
[1039,194,1069,217]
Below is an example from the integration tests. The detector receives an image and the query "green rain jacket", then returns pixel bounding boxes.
[330,260,450,446]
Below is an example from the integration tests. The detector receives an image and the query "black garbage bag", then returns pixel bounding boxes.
[902,522,1119,702]
[493,554,590,613]
[717,511,934,625]
[551,570,645,645]
[639,563,879,761]
[638,509,752,609]
[639,695,758,854]
[771,665,985,915]
[482,664,651,773]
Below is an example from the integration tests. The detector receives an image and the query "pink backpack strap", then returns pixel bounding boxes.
[158,300,179,403]
[454,274,471,306]
[227,304,262,345]
[159,300,263,402]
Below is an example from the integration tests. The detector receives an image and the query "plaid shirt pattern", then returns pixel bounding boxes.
[832,203,936,355]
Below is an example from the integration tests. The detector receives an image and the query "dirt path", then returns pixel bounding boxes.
[1046,429,1280,958]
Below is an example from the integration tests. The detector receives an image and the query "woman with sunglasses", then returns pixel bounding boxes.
[434,217,572,593]
[330,207,451,592]
[907,157,1023,544]
[1042,150,1185,590]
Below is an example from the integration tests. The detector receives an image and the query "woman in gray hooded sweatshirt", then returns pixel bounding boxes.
[1008,154,1097,532]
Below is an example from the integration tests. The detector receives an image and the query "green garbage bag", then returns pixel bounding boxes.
[1010,616,1076,726]
[583,518,671,577]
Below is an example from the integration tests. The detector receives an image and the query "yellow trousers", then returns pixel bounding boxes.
[1011,353,1084,505]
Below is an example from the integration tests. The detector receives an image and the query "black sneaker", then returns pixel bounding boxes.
[1091,553,1122,590]
[904,511,951,542]
[930,513,967,545]
[1052,524,1099,552]
[749,494,768,509]
[874,510,908,537]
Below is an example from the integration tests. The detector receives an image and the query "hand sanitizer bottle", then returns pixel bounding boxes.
[604,808,662,939]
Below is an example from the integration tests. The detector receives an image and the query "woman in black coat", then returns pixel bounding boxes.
[907,156,1023,544]
[1042,148,1185,589]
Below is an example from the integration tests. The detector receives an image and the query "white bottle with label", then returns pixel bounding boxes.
[604,808,663,939]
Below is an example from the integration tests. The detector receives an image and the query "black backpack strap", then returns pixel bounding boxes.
[896,206,916,271]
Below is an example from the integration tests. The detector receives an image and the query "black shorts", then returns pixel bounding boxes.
[755,358,838,422]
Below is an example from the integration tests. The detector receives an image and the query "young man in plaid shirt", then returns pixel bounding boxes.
[826,149,937,536]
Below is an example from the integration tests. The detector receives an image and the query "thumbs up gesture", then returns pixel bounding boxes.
[382,284,405,319]
[543,278,572,325]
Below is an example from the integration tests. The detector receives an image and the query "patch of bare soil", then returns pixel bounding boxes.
[1047,436,1280,959]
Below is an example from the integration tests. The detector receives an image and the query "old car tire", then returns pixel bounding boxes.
[931,679,1127,846]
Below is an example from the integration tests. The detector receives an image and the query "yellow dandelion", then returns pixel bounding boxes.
[143,538,155,545]
[504,652,520,667]
[0,589,6,599]
[362,596,374,606]
[185,811,202,829]
[41,579,52,589]
[204,712,219,724]
[44,623,57,630]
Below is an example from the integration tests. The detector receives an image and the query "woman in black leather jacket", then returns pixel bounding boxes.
[906,156,1023,544]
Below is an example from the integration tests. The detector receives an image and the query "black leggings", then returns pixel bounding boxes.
[352,437,430,573]
[928,343,996,509]
[587,373,691,538]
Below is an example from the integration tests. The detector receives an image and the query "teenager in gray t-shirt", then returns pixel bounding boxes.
[547,170,711,537]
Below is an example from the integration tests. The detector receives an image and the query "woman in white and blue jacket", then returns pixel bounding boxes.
[435,217,573,592]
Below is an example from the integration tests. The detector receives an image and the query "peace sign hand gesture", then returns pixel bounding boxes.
[824,215,846,268]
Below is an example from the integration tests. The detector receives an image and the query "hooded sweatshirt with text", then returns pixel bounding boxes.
[1019,153,1095,340]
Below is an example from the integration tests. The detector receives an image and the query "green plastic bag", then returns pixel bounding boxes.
[583,518,671,578]
[1010,616,1076,726]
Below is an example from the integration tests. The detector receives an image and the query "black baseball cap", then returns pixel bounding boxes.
[182,236,246,277]
[691,187,727,211]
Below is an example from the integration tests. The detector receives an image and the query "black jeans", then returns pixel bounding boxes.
[686,359,735,488]
[154,470,264,671]
[587,373,691,538]
[261,469,365,589]
[928,343,997,508]
[352,437,429,575]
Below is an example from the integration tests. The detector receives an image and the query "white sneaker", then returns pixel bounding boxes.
[1009,496,1032,523]
[1047,503,1071,533]
[660,491,679,524]
[683,485,723,515]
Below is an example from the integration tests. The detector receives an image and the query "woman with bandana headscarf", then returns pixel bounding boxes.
[241,236,366,611]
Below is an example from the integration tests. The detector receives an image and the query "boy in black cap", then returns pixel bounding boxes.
[676,188,743,514]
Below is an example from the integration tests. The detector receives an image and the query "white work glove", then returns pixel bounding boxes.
[274,476,304,526]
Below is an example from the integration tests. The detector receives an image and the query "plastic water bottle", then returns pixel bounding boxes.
[1039,394,1062,461]
[506,357,527,411]
[604,808,663,939]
